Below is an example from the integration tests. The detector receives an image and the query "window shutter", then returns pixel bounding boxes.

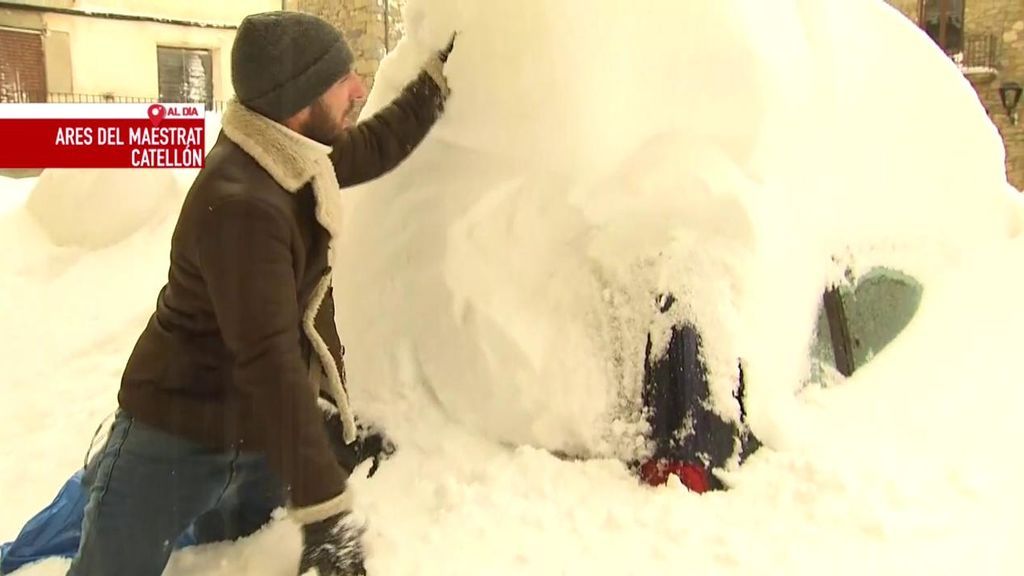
[0,29,47,103]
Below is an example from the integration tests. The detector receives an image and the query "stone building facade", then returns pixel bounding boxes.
[886,0,1024,190]
[286,0,406,91]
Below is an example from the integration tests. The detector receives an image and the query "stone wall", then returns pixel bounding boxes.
[289,0,406,91]
[967,0,1024,190]
[885,0,1024,190]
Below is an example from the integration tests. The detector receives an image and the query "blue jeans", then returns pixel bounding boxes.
[66,409,285,576]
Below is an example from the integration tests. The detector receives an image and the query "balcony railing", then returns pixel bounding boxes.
[953,33,1000,75]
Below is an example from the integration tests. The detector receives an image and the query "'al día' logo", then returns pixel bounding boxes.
[147,104,202,127]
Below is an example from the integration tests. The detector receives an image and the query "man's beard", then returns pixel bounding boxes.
[299,98,346,145]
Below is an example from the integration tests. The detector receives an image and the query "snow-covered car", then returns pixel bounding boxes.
[331,0,1024,489]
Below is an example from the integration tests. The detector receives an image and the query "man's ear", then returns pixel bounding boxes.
[283,105,312,133]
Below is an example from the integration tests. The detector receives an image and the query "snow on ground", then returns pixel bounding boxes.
[0,113,220,543]
[3,0,1024,575]
[0,169,191,542]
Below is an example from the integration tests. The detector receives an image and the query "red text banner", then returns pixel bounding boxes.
[0,104,206,169]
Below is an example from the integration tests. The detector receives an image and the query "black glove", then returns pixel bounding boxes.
[320,398,395,477]
[354,426,395,477]
[299,511,367,576]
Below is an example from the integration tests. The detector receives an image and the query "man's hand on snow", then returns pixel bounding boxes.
[319,397,396,477]
[424,32,457,100]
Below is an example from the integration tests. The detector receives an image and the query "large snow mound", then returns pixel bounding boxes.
[25,169,185,250]
[338,0,1023,460]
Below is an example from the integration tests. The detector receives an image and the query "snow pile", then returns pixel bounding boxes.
[340,0,1022,460]
[25,169,185,250]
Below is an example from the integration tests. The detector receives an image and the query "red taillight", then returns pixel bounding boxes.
[639,459,710,493]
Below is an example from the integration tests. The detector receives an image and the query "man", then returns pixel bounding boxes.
[66,11,454,576]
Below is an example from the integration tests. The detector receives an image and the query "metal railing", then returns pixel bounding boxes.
[0,91,226,111]
[47,92,153,104]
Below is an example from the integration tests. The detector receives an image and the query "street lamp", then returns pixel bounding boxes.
[999,81,1022,126]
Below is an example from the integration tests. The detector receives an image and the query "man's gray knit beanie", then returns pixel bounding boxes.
[231,11,355,121]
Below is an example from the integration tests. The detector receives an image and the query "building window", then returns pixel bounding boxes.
[0,29,47,103]
[157,46,213,109]
[920,0,965,55]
